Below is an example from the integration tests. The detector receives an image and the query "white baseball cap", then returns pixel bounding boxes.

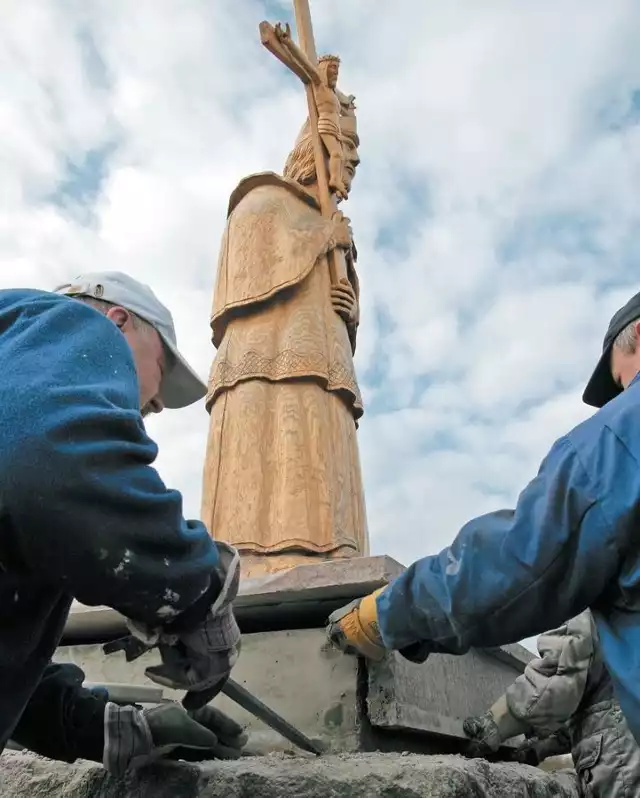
[53,271,207,409]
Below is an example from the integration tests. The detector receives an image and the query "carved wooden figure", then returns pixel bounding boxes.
[201,2,369,578]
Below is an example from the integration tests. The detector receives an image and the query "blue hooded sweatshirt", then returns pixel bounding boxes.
[377,369,640,744]
[0,288,219,750]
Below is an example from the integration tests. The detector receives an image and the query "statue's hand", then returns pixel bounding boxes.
[274,22,292,44]
[331,212,353,249]
[331,282,357,322]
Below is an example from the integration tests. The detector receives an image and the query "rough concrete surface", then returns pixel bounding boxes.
[57,627,533,753]
[57,629,361,753]
[0,750,579,797]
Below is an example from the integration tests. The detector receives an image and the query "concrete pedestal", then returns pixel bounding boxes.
[0,750,580,798]
[57,556,533,756]
[63,555,408,641]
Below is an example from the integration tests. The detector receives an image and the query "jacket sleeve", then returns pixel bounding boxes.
[10,663,105,763]
[3,296,219,627]
[503,611,594,736]
[376,431,628,655]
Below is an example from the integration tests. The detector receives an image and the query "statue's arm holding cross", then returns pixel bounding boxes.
[259,7,352,289]
[261,22,347,199]
[260,21,322,87]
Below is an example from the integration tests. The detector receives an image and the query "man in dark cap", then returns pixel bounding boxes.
[327,291,640,744]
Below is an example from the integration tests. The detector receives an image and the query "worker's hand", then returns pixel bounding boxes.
[144,543,241,707]
[326,587,388,661]
[144,607,240,704]
[462,711,502,757]
[463,695,529,759]
[509,737,543,766]
[510,727,572,766]
[103,701,248,776]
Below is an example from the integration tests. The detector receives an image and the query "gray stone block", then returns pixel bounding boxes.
[56,626,533,754]
[56,629,362,754]
[368,648,531,740]
[0,750,579,797]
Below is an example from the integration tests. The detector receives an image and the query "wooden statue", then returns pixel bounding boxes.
[201,2,369,578]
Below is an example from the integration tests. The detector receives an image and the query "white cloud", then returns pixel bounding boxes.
[4,0,640,655]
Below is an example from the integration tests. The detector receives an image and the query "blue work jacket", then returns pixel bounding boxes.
[0,289,219,751]
[377,371,640,743]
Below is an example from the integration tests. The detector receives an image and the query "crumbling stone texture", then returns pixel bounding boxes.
[0,750,578,797]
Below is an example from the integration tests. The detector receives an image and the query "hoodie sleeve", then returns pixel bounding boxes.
[376,431,626,656]
[9,663,105,764]
[2,293,219,627]
[503,611,594,736]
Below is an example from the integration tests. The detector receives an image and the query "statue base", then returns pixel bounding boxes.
[237,546,364,581]
[60,556,532,756]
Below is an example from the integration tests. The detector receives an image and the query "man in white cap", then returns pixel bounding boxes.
[327,289,640,748]
[0,272,244,771]
[54,270,209,414]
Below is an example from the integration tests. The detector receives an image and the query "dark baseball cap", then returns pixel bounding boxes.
[583,290,640,408]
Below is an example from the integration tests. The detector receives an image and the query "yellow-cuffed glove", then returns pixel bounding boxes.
[326,587,387,661]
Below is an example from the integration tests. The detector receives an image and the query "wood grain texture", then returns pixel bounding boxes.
[203,29,366,578]
[202,179,368,577]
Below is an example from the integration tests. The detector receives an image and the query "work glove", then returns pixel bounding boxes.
[125,542,241,708]
[510,727,572,766]
[463,694,528,758]
[326,587,387,661]
[104,701,248,777]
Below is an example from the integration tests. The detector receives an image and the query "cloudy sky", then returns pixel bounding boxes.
[4,1,640,650]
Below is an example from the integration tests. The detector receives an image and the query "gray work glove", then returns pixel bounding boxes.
[126,542,241,707]
[104,701,248,777]
[463,711,503,757]
[463,695,528,758]
[510,727,572,766]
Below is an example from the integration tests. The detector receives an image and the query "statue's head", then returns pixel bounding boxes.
[340,128,360,197]
[283,110,360,200]
[318,54,340,89]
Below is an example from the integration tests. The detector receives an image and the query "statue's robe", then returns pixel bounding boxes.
[201,173,368,570]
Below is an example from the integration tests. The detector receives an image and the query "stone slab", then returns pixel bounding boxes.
[234,555,406,632]
[368,648,531,742]
[63,555,405,641]
[0,750,579,797]
[56,626,532,754]
[56,629,362,755]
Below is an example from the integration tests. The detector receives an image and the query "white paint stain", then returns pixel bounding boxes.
[156,605,180,619]
[445,548,461,576]
[114,549,132,576]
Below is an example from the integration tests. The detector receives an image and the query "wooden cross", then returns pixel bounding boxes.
[259,0,349,286]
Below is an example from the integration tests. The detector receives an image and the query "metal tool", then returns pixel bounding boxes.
[103,634,322,755]
[220,677,322,755]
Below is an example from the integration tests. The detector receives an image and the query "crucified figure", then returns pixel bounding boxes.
[273,23,348,199]
[315,55,347,199]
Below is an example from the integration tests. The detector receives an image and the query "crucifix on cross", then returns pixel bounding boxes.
[259,0,354,286]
